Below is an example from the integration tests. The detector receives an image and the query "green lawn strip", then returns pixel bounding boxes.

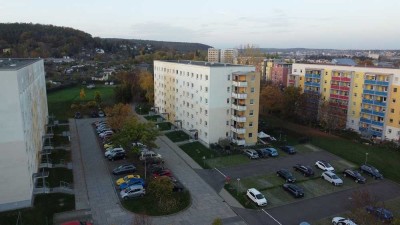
[206,155,251,168]
[36,168,73,188]
[135,104,152,115]
[179,141,216,168]
[48,135,70,146]
[0,193,75,225]
[144,115,163,122]
[50,125,70,135]
[224,184,258,209]
[165,130,190,142]
[49,150,71,164]
[47,85,115,120]
[156,122,172,131]
[122,191,190,216]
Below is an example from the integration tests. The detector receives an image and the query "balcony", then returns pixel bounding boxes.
[330,94,349,101]
[359,117,384,127]
[232,81,248,87]
[305,81,320,87]
[231,103,246,111]
[231,126,246,134]
[358,127,383,137]
[362,89,388,97]
[231,115,246,122]
[305,73,321,79]
[364,79,389,86]
[232,92,247,99]
[362,99,386,107]
[289,79,295,84]
[361,109,385,117]
[332,77,351,82]
[232,138,246,145]
[330,85,350,91]
[330,102,348,110]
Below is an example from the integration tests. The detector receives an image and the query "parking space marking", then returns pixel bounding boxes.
[214,167,227,178]
[261,209,282,225]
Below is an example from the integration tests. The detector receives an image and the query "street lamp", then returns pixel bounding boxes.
[139,107,142,115]
[237,178,241,196]
[365,152,369,165]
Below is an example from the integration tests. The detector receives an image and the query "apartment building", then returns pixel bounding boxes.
[289,63,400,141]
[0,59,48,211]
[221,48,238,64]
[207,48,221,63]
[154,60,259,146]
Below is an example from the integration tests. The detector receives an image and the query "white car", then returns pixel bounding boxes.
[99,130,114,138]
[322,171,343,186]
[105,147,125,158]
[332,217,357,225]
[246,188,267,206]
[132,142,147,148]
[315,160,335,172]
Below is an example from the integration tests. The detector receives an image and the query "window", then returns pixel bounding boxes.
[352,111,355,115]
[251,75,255,81]
[324,80,327,84]
[325,72,328,75]
[249,122,253,127]
[324,88,326,92]
[205,132,208,137]
[250,110,254,116]
[227,109,230,114]
[206,75,209,80]
[228,75,230,80]
[355,83,358,88]
[205,87,208,92]
[353,102,356,106]
[248,133,253,138]
[205,121,208,126]
[226,132,229,137]
[226,121,229,125]
[300,77,302,80]
[391,109,395,113]
[250,99,254,105]
[205,110,208,115]
[205,98,208,104]
[388,129,392,134]
[394,88,398,92]
[351,120,354,124]
[390,119,393,123]
[251,87,255,93]
[227,98,230,103]
[227,87,230,92]
[354,93,357,97]
[300,70,303,73]
[393,99,396,103]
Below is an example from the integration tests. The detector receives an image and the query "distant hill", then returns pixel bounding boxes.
[0,23,98,58]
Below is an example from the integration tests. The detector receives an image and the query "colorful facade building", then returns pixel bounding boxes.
[289,63,400,141]
[154,60,260,146]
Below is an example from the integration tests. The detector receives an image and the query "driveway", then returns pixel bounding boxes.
[71,118,246,225]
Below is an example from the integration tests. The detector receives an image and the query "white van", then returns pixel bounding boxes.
[139,151,162,161]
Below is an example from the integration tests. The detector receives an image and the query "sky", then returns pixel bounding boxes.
[1,0,399,49]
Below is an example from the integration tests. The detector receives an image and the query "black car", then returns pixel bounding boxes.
[112,164,136,175]
[148,164,164,174]
[108,152,127,161]
[172,180,185,192]
[91,111,98,118]
[293,164,315,177]
[280,145,296,154]
[255,149,269,158]
[343,169,366,183]
[360,164,383,179]
[277,169,296,183]
[283,183,304,198]
[74,112,81,119]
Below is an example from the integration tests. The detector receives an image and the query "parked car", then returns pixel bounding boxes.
[115,174,141,186]
[153,169,172,178]
[246,188,267,206]
[119,178,146,190]
[280,145,296,154]
[244,149,259,159]
[91,111,98,118]
[172,180,185,192]
[108,152,126,161]
[61,221,93,225]
[103,142,114,149]
[277,169,296,183]
[99,130,114,138]
[74,112,81,119]
[315,160,335,172]
[255,149,269,158]
[98,111,105,117]
[321,171,343,186]
[343,169,366,183]
[263,147,279,157]
[331,217,357,225]
[283,183,304,198]
[112,164,136,175]
[139,151,162,161]
[143,157,164,165]
[120,185,145,200]
[132,142,147,148]
[360,164,383,179]
[94,121,107,126]
[148,164,164,173]
[104,147,125,158]
[365,206,393,223]
[293,164,315,177]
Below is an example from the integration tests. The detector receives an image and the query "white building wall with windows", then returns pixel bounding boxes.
[0,59,48,212]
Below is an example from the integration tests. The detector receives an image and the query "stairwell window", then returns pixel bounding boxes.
[394,88,398,92]
[250,110,254,116]
[250,99,254,105]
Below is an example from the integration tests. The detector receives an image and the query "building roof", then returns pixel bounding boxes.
[331,58,356,66]
[156,60,250,67]
[0,58,42,70]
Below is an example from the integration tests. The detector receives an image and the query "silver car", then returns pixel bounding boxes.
[120,185,145,200]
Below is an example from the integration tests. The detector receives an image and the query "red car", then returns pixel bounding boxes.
[153,169,172,178]
[61,221,93,225]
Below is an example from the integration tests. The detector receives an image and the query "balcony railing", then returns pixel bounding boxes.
[360,109,385,117]
[231,103,246,111]
[364,79,389,86]
[232,138,246,145]
[362,99,386,107]
[232,81,248,87]
[305,73,321,79]
[331,77,351,82]
[305,81,320,87]
[363,89,388,97]
[359,117,384,127]
[231,115,246,122]
[232,92,247,99]
[330,94,349,101]
[231,126,246,134]
[330,85,350,91]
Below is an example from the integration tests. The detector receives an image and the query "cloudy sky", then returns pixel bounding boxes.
[1,0,399,49]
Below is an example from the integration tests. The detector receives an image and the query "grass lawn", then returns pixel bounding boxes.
[144,115,163,122]
[156,122,172,131]
[50,125,69,135]
[180,141,216,168]
[206,155,250,169]
[224,184,257,209]
[47,85,115,120]
[47,135,70,146]
[37,168,73,188]
[49,150,71,164]
[0,193,75,225]
[122,191,190,216]
[165,130,190,142]
[135,104,152,115]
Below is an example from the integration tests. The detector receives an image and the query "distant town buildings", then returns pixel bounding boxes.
[0,59,48,211]
[207,48,221,63]
[331,58,356,66]
[207,48,238,64]
[154,60,259,146]
[288,63,400,141]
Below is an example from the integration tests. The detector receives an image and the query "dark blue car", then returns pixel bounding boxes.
[280,145,296,154]
[263,148,278,157]
[366,206,393,222]
[119,178,145,190]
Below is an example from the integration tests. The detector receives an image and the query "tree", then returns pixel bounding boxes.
[318,100,347,132]
[259,85,283,115]
[94,91,102,106]
[295,92,320,125]
[147,176,173,206]
[347,189,379,225]
[212,218,223,225]
[104,103,133,131]
[282,86,302,119]
[139,71,154,104]
[79,88,86,101]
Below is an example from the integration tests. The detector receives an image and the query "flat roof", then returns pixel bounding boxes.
[155,60,251,67]
[0,58,42,70]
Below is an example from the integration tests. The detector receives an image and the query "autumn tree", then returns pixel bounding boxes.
[139,71,154,104]
[94,91,102,106]
[104,103,133,131]
[212,218,223,225]
[295,92,320,125]
[347,189,379,225]
[282,86,302,119]
[318,100,347,132]
[79,88,86,101]
[259,85,283,115]
[147,176,174,210]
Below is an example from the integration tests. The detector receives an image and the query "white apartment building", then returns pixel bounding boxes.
[221,48,238,64]
[207,48,221,63]
[0,59,48,211]
[154,60,260,146]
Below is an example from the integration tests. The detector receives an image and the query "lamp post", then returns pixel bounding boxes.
[139,107,142,115]
[202,156,206,168]
[365,152,369,165]
[237,178,240,196]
